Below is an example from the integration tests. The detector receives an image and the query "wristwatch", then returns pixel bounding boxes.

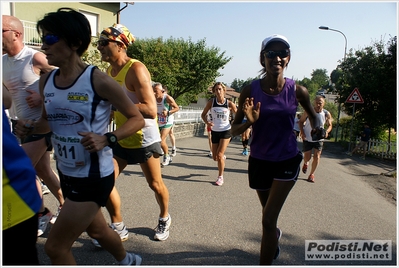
[104,132,117,148]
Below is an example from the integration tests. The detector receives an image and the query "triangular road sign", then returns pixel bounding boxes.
[346,87,364,103]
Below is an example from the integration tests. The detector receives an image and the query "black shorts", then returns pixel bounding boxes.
[22,131,53,151]
[302,140,324,152]
[112,142,163,164]
[211,130,232,144]
[58,170,114,207]
[248,152,303,190]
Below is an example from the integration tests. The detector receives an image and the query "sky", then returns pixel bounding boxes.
[119,1,397,85]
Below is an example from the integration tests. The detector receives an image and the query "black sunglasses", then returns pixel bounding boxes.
[41,34,60,45]
[264,49,290,59]
[97,39,119,47]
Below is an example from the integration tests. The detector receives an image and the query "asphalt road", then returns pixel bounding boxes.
[39,135,397,265]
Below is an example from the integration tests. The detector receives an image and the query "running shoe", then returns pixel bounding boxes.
[302,163,308,174]
[208,152,213,157]
[161,154,171,167]
[307,174,315,183]
[274,227,282,260]
[215,176,224,186]
[92,223,129,248]
[50,206,62,224]
[41,183,50,195]
[171,148,176,157]
[154,214,171,241]
[37,208,53,237]
[127,252,142,266]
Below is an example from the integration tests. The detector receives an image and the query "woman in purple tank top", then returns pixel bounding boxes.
[231,34,323,265]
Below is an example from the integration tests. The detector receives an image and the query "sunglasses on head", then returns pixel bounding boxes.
[41,34,60,45]
[264,49,290,59]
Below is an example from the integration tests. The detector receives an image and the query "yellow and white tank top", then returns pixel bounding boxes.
[108,59,161,149]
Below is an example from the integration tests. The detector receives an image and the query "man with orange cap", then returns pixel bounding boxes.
[94,24,172,245]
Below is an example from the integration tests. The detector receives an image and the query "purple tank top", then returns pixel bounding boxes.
[250,78,299,161]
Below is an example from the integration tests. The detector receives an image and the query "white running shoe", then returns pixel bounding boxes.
[154,215,171,241]
[37,208,53,236]
[41,184,50,195]
[50,206,61,224]
[92,223,129,248]
[161,155,171,167]
[171,148,176,157]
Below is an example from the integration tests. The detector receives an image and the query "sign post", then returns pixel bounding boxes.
[345,88,364,152]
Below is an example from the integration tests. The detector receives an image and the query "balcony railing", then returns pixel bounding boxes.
[21,20,41,47]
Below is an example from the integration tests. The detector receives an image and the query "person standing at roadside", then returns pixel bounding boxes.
[201,82,237,186]
[2,14,64,236]
[96,24,172,242]
[15,8,144,265]
[347,122,371,160]
[154,82,179,167]
[299,95,333,183]
[231,34,322,264]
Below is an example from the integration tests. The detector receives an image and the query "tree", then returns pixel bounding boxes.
[127,37,231,106]
[82,38,109,72]
[230,77,258,93]
[310,68,329,91]
[336,36,397,140]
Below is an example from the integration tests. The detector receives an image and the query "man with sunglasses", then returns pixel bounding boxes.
[2,15,64,237]
[95,24,172,243]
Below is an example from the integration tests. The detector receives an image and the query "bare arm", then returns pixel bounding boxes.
[231,85,256,136]
[125,62,157,119]
[25,52,56,108]
[201,100,213,128]
[3,84,12,109]
[324,111,333,138]
[296,85,320,129]
[298,111,308,140]
[165,95,179,115]
[32,51,55,75]
[85,69,144,149]
[14,73,52,138]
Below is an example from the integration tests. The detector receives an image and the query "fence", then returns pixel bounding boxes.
[353,137,397,160]
[21,20,41,46]
[174,106,203,124]
[107,107,204,132]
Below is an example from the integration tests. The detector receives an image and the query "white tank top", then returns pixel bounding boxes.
[303,110,327,142]
[156,94,174,126]
[210,98,231,132]
[44,66,114,178]
[2,46,41,120]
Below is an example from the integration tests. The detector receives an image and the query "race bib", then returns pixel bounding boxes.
[51,133,85,167]
[158,113,167,126]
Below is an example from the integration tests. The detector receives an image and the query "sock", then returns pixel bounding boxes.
[172,146,176,150]
[112,222,125,231]
[118,252,131,265]
[160,214,170,222]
